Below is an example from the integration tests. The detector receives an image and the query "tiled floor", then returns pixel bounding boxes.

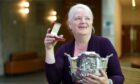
[0,71,48,84]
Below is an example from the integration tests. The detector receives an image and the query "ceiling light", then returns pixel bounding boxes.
[132,0,136,7]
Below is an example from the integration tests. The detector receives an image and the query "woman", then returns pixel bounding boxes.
[44,4,124,84]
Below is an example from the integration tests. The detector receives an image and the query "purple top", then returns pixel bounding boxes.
[45,35,124,84]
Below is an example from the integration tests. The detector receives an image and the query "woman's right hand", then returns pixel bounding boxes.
[44,28,64,50]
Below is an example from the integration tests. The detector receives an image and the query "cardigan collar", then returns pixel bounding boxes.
[65,35,95,57]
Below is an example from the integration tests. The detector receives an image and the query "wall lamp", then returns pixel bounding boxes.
[47,10,57,23]
[18,1,30,17]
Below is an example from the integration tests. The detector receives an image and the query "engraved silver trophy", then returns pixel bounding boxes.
[64,51,113,82]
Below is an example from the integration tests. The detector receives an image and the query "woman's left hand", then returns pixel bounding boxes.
[82,69,109,84]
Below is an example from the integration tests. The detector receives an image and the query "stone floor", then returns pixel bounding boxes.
[0,71,48,84]
[120,54,140,67]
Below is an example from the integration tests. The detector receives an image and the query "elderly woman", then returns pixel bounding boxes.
[44,4,124,84]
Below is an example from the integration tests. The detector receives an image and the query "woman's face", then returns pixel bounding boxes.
[69,8,93,36]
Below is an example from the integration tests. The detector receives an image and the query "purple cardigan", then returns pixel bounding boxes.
[45,35,124,84]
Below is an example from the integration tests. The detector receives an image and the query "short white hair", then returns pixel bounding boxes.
[68,4,94,22]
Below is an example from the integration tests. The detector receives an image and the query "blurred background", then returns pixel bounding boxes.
[0,0,140,84]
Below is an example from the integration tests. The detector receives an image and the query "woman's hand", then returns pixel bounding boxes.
[82,69,109,84]
[44,28,64,50]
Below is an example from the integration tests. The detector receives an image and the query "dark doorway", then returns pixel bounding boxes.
[122,25,140,55]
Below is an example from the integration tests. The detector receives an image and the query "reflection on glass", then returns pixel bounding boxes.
[130,26,137,53]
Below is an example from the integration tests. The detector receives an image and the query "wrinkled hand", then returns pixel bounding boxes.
[82,69,109,84]
[44,28,65,49]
